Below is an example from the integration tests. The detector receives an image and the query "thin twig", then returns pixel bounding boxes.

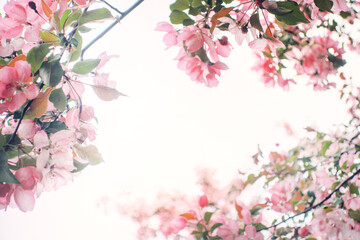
[259,167,360,232]
[100,0,123,15]
[81,0,144,59]
[7,83,44,144]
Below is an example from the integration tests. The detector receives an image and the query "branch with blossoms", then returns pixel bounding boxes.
[95,2,360,239]
[0,0,142,212]
[156,0,359,90]
[109,110,360,239]
[260,167,360,232]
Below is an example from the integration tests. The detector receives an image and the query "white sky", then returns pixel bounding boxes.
[0,0,356,239]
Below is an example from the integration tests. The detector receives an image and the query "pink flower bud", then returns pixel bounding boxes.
[198,194,209,208]
[298,226,309,238]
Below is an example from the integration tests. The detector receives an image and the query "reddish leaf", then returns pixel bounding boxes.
[41,0,53,18]
[210,7,234,34]
[180,212,196,220]
[235,202,243,219]
[27,88,53,118]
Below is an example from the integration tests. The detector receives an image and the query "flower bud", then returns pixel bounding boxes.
[198,194,209,208]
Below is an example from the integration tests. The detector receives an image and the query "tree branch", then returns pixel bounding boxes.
[81,0,144,59]
[259,167,360,232]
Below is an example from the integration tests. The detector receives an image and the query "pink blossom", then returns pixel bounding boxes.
[216,36,232,58]
[218,17,250,46]
[80,106,95,122]
[298,226,309,237]
[239,225,264,240]
[4,1,27,24]
[155,22,178,49]
[163,216,187,236]
[0,60,36,112]
[34,130,49,149]
[50,130,76,150]
[14,167,42,212]
[179,26,206,53]
[73,0,88,5]
[198,194,209,207]
[269,180,294,213]
[332,0,351,13]
[17,119,39,140]
[0,183,13,210]
[96,52,119,70]
[0,18,24,39]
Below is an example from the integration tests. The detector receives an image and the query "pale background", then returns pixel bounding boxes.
[0,0,356,239]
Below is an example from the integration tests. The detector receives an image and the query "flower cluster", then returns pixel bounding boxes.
[0,0,122,211]
[112,110,360,239]
[157,0,359,90]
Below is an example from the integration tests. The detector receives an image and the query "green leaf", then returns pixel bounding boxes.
[209,237,222,240]
[78,8,113,25]
[52,11,62,33]
[39,59,64,87]
[78,25,92,33]
[39,31,59,43]
[250,13,263,32]
[73,144,104,165]
[350,183,359,195]
[170,10,191,24]
[320,140,332,156]
[183,18,195,26]
[210,223,223,233]
[5,134,21,146]
[328,55,346,69]
[331,181,340,191]
[276,227,292,236]
[191,0,202,8]
[197,222,204,231]
[0,134,6,148]
[45,121,67,134]
[250,206,261,215]
[63,10,82,29]
[253,222,267,231]
[72,160,88,173]
[170,0,190,11]
[340,11,352,19]
[60,9,71,28]
[72,59,100,75]
[16,156,36,168]
[267,7,293,16]
[204,212,214,224]
[70,31,83,62]
[314,0,333,12]
[49,88,67,112]
[349,209,360,223]
[26,43,52,73]
[268,1,310,25]
[247,173,255,184]
[5,146,33,159]
[350,163,358,172]
[0,150,20,184]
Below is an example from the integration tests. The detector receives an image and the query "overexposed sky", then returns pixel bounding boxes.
[0,0,355,239]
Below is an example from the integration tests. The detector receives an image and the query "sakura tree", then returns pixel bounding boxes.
[0,0,143,212]
[2,0,360,239]
[102,0,360,239]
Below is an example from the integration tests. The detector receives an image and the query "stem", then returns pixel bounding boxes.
[7,83,44,144]
[100,0,123,15]
[81,0,144,59]
[259,167,360,232]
